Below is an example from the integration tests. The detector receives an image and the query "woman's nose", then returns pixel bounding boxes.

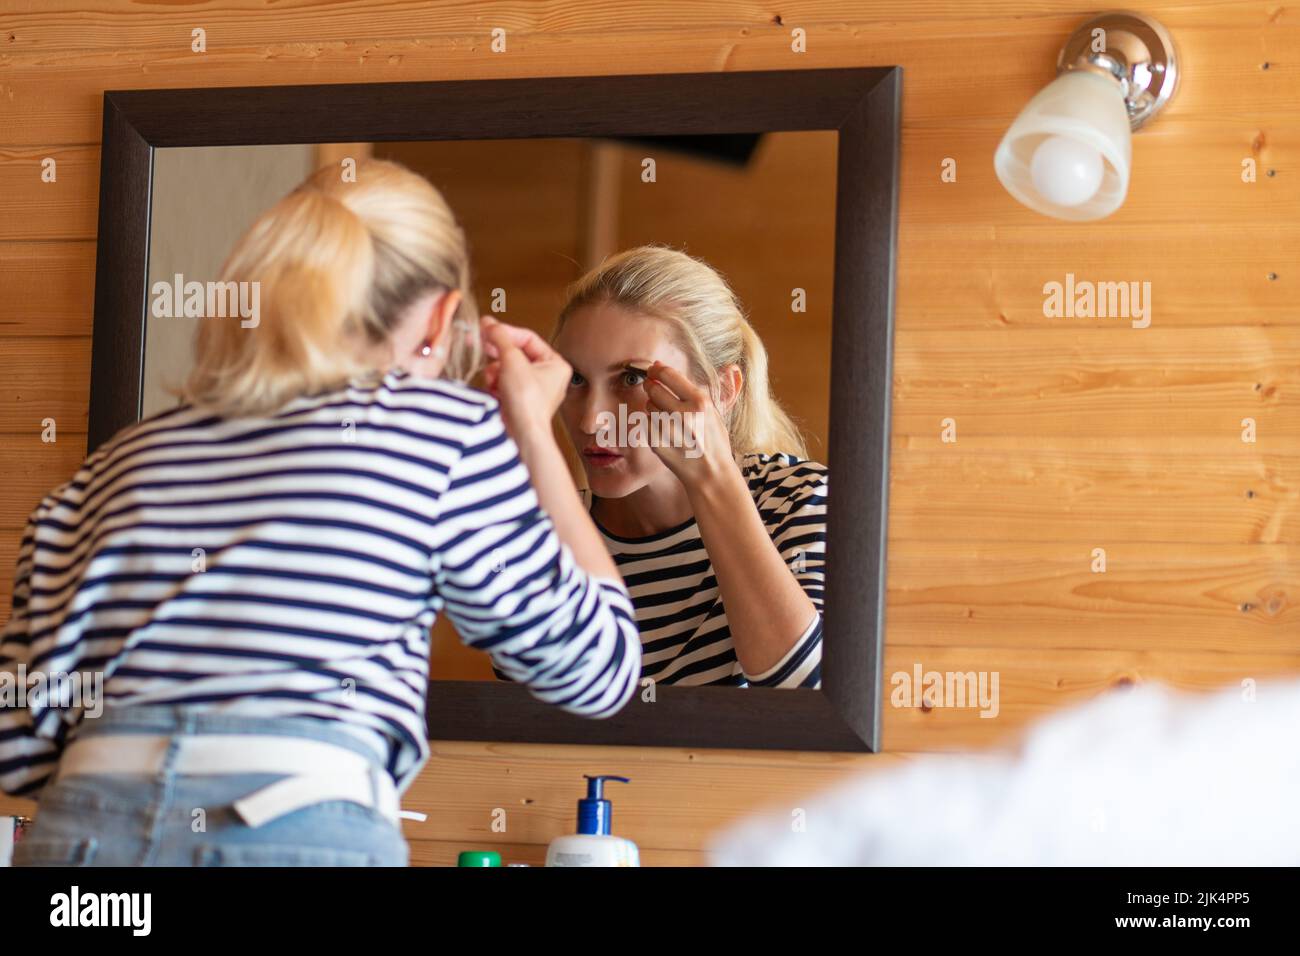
[578,390,614,436]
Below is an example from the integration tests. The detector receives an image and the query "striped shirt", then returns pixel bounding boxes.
[0,368,641,799]
[493,452,826,688]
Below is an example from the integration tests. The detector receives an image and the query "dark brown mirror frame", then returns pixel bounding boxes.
[89,66,900,753]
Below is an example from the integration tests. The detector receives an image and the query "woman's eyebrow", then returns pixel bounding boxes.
[610,359,653,372]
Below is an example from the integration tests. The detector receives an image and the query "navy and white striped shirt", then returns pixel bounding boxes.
[494,452,826,688]
[0,368,641,799]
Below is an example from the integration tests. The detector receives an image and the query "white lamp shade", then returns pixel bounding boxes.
[994,70,1132,221]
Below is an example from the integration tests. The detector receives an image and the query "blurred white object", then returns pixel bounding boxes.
[710,678,1300,866]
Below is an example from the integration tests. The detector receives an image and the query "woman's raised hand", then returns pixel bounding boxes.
[480,315,571,446]
[640,362,736,490]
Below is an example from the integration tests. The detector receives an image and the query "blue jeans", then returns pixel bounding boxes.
[12,704,409,867]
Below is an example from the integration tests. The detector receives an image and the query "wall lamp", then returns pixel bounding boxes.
[994,11,1179,220]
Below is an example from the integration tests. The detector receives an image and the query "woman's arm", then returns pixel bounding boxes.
[511,426,621,585]
[642,363,821,679]
[0,507,62,798]
[480,316,620,584]
[432,398,641,717]
[689,456,821,679]
[465,316,637,702]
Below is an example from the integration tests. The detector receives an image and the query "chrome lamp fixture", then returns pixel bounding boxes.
[994,11,1179,220]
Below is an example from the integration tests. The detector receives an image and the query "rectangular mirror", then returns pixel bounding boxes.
[91,69,899,751]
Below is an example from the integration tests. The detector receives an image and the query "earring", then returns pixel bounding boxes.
[418,340,447,363]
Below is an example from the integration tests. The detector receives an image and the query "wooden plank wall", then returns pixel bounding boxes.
[0,1,1296,866]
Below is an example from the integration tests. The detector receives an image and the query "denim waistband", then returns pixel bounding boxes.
[68,704,389,770]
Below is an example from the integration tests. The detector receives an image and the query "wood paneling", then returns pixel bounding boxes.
[0,339,91,433]
[0,242,96,336]
[0,0,1296,862]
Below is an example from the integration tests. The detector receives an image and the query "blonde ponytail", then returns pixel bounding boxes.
[731,317,807,458]
[555,244,807,459]
[179,159,481,417]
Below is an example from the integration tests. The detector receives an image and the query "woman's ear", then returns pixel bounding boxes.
[718,363,744,414]
[403,289,463,378]
[425,289,462,350]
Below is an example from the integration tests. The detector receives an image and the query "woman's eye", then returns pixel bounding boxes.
[569,371,586,388]
[619,368,647,388]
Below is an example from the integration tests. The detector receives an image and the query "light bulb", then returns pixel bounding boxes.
[1029,135,1105,207]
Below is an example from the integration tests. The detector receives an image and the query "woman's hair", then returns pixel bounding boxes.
[554,244,807,458]
[178,158,481,416]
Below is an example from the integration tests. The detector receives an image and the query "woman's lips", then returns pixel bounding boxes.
[582,446,623,468]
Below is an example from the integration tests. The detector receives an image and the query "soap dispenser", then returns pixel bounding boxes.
[545,775,640,867]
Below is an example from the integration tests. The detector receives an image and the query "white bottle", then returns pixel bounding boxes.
[545,775,640,867]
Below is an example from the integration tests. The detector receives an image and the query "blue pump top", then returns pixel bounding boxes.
[577,775,630,835]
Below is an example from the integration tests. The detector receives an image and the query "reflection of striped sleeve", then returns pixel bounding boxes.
[742,455,826,689]
[432,406,642,716]
[0,504,64,798]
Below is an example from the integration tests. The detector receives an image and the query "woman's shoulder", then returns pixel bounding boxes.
[738,451,828,511]
[739,451,828,484]
[375,368,499,424]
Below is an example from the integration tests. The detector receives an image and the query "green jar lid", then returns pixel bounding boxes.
[457,850,502,867]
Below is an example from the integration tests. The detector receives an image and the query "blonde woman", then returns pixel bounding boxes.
[496,245,826,689]
[0,159,640,866]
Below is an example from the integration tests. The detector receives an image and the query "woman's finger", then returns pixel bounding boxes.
[481,320,504,358]
[485,325,529,378]
[480,316,511,359]
[644,376,689,414]
[483,318,554,364]
[483,321,528,364]
[647,363,706,408]
[509,327,554,364]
